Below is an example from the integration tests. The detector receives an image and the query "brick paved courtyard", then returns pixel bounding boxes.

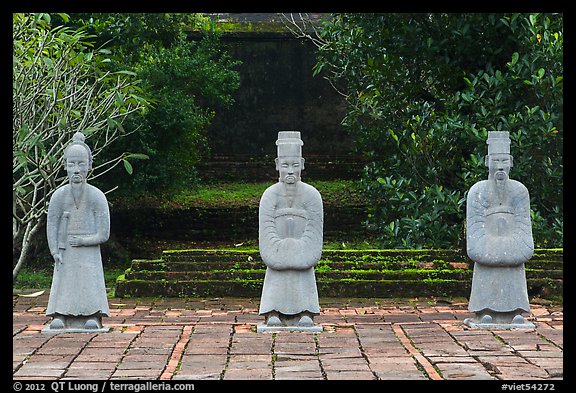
[13,294,563,381]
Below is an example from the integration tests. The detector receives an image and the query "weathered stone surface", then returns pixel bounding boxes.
[44,132,110,334]
[465,131,535,329]
[258,132,323,332]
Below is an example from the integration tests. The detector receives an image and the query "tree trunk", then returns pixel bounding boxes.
[13,218,44,281]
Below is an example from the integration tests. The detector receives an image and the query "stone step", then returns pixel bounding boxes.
[123,267,561,282]
[114,277,563,299]
[115,248,563,299]
[124,269,472,281]
[129,249,562,272]
[160,248,467,261]
[197,154,366,183]
[115,278,473,298]
[159,248,562,261]
[128,259,470,272]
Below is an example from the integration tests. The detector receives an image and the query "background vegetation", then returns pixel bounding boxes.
[64,13,241,195]
[309,13,563,249]
[13,13,241,278]
[12,13,149,279]
[14,13,563,289]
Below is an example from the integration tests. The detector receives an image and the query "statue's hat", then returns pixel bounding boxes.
[486,131,511,155]
[276,131,303,157]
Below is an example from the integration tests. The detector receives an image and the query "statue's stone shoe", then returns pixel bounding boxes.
[266,315,282,326]
[49,318,65,329]
[84,319,101,330]
[298,315,314,327]
[480,314,493,324]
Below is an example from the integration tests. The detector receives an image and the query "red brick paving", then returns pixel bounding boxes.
[13,294,563,381]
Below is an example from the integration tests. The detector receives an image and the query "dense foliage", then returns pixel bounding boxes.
[313,13,563,248]
[13,13,149,278]
[66,14,241,194]
[13,13,241,277]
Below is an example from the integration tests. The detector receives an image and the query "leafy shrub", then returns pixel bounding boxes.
[314,13,562,248]
[67,14,241,195]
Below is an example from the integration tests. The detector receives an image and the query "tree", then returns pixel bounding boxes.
[288,13,563,248]
[67,13,241,195]
[13,13,149,279]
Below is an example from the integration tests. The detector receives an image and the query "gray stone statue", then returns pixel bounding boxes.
[43,132,111,333]
[464,131,535,329]
[257,131,323,332]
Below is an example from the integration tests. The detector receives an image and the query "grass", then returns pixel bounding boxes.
[13,268,127,298]
[171,179,366,208]
[111,179,366,209]
[170,181,269,208]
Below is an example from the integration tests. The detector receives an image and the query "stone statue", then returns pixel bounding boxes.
[43,132,111,333]
[257,131,323,332]
[464,131,535,329]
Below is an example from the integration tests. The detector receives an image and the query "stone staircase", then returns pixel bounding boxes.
[114,248,563,300]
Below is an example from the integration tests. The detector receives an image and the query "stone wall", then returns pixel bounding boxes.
[204,28,352,158]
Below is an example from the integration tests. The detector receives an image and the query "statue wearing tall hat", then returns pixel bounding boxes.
[464,131,535,328]
[257,131,323,332]
[43,132,111,333]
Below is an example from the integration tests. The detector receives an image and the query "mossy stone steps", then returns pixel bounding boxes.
[115,248,563,299]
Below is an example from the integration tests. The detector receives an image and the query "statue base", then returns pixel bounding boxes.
[42,315,110,334]
[42,326,111,334]
[257,324,323,333]
[257,312,322,333]
[464,312,535,329]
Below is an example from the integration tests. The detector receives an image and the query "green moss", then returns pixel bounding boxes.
[114,247,562,300]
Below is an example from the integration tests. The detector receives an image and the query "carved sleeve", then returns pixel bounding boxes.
[510,183,534,262]
[82,187,110,246]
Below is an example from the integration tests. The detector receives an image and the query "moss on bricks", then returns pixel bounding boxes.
[114,247,562,300]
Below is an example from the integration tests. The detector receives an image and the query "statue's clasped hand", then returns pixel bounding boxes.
[68,235,84,247]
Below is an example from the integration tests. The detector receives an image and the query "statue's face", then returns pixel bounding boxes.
[65,145,90,184]
[487,153,512,181]
[276,156,304,184]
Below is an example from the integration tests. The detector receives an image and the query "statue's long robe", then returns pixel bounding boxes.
[46,184,110,317]
[258,181,323,316]
[466,179,534,313]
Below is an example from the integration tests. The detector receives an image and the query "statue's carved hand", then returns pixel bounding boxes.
[68,235,84,247]
[53,253,63,265]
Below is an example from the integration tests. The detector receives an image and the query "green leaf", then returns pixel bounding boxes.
[106,117,117,129]
[113,70,138,76]
[42,57,53,68]
[115,92,125,106]
[511,52,519,66]
[125,153,149,160]
[80,126,100,135]
[122,159,133,175]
